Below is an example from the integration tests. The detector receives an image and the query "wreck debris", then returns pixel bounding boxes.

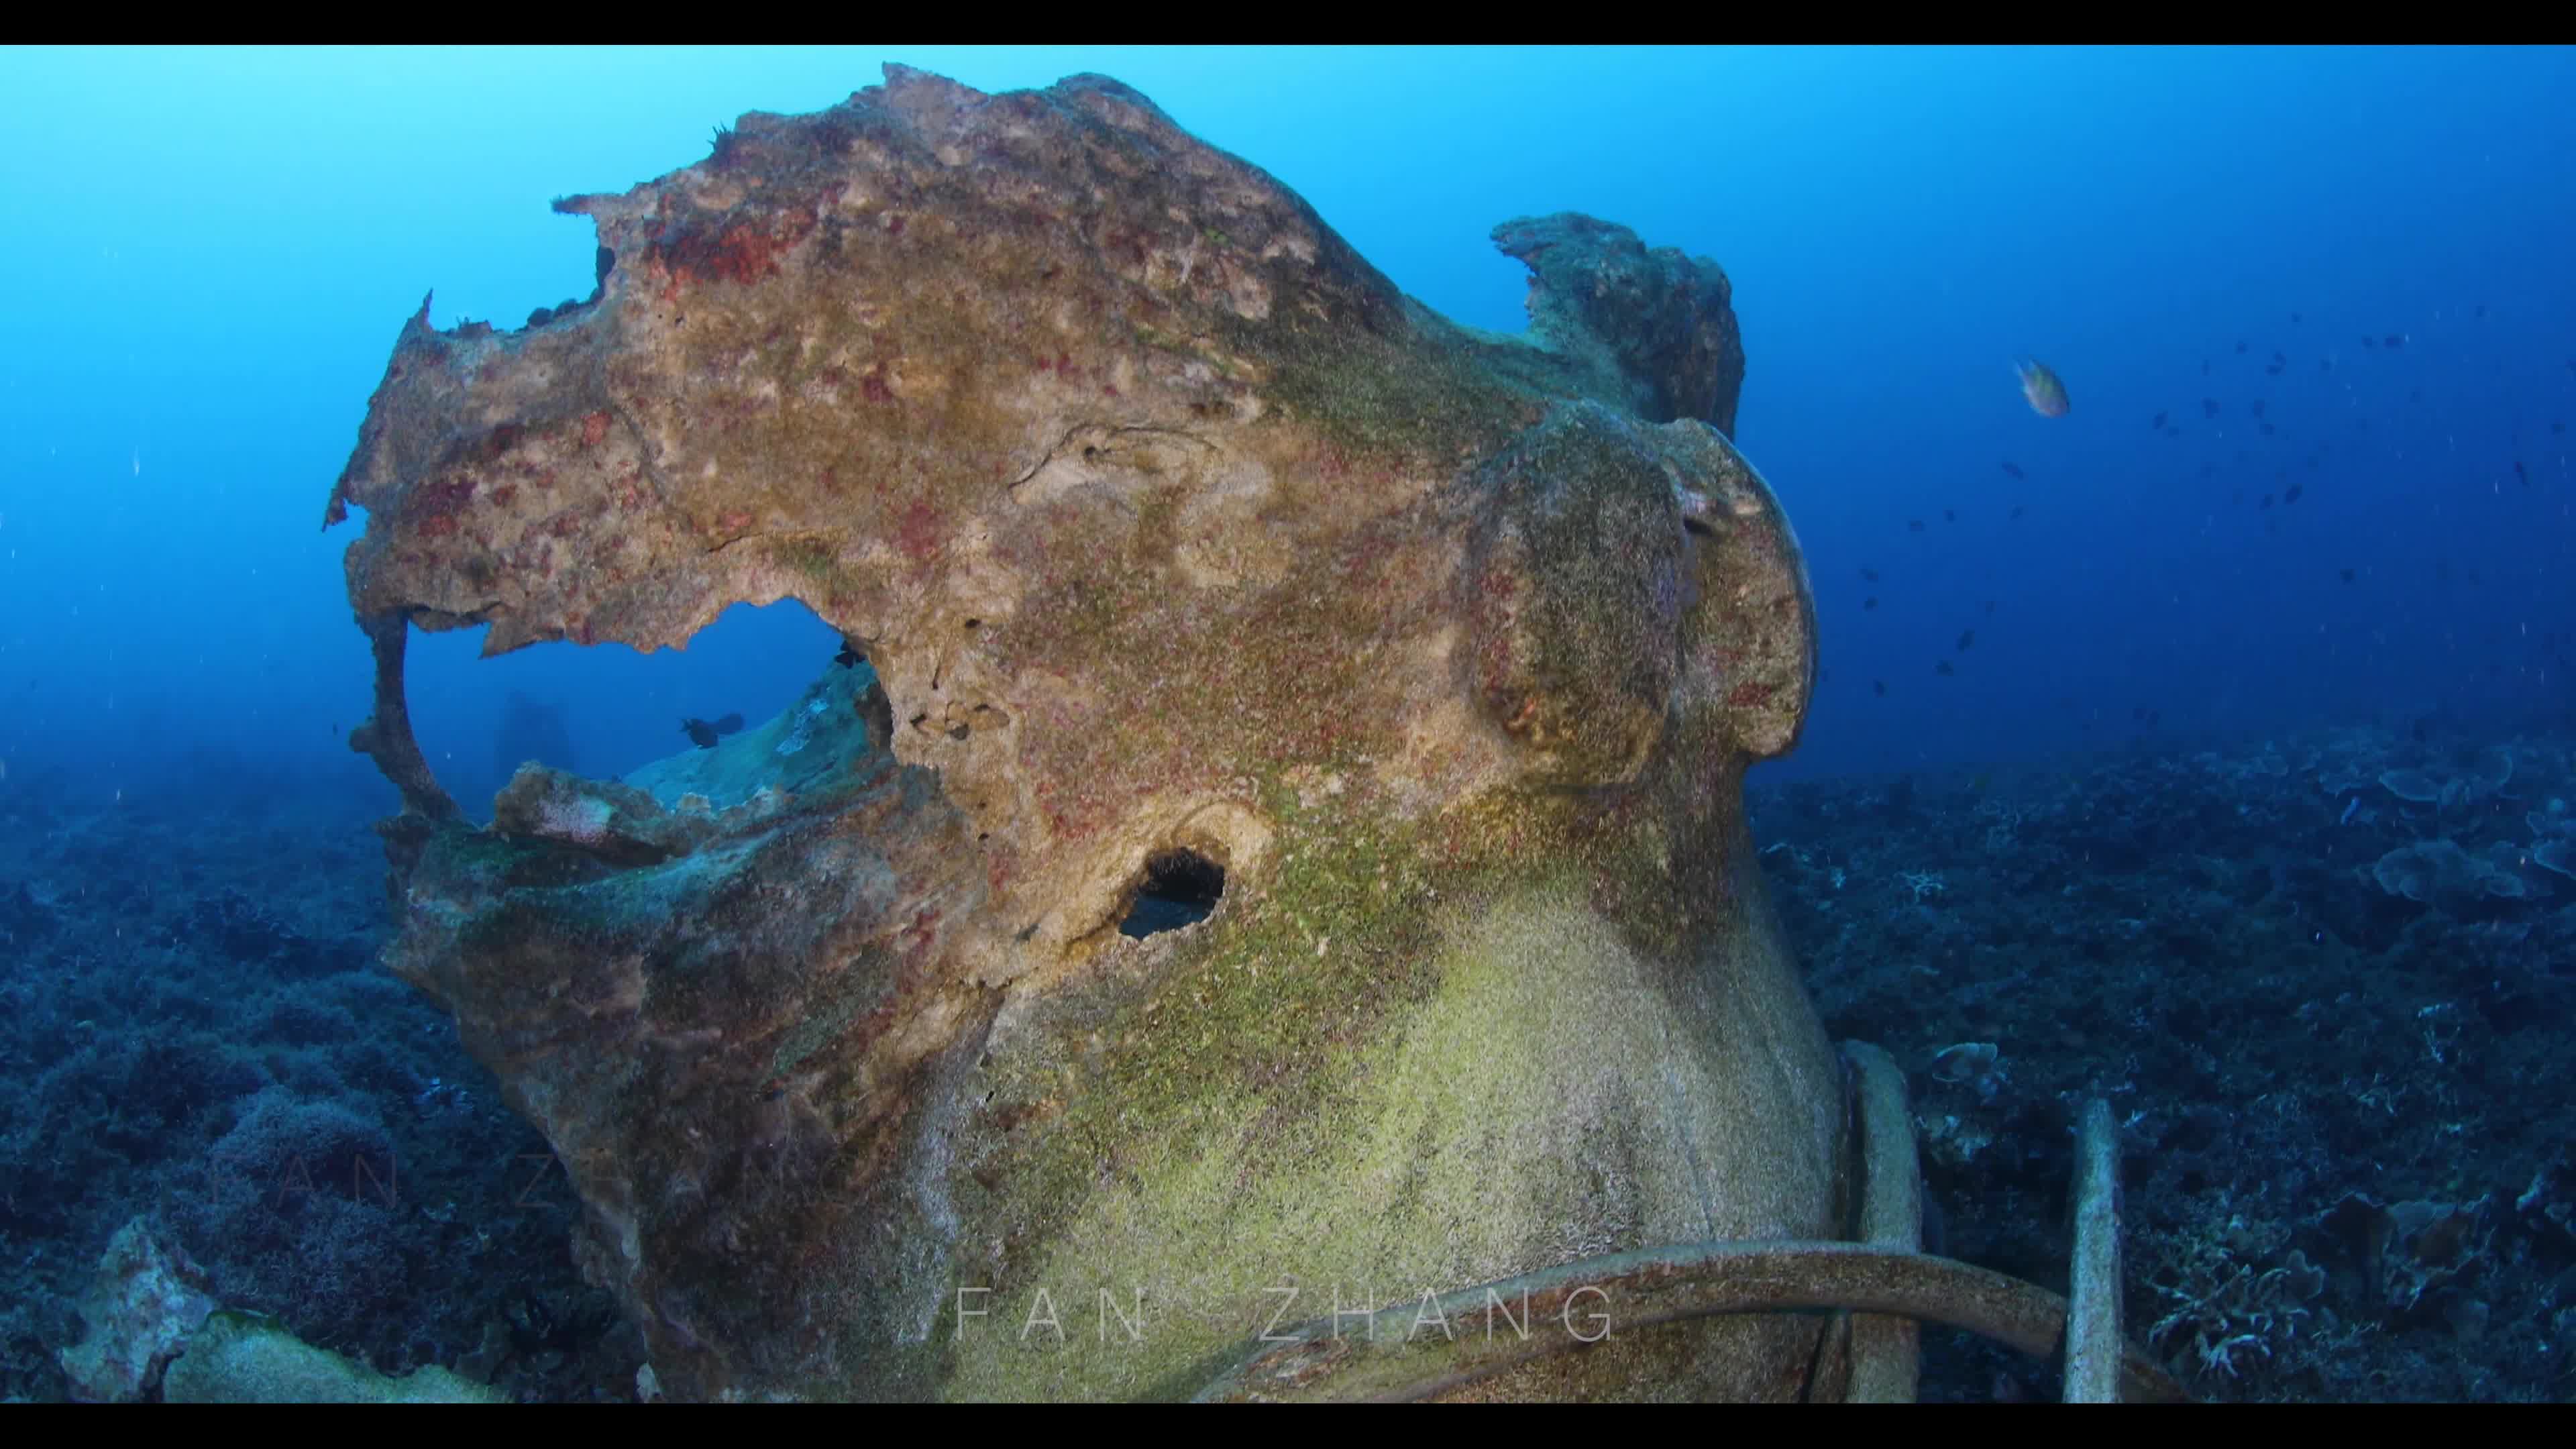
[331,64,1829,1400]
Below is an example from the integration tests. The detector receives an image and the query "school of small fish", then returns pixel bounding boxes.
[1841,309,2563,718]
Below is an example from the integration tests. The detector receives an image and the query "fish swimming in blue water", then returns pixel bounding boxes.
[681,712,746,749]
[2015,359,2070,417]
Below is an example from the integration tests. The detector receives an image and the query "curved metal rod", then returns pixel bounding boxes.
[2065,1097,2127,1402]
[1841,1039,1923,1401]
[1191,1238,2186,1403]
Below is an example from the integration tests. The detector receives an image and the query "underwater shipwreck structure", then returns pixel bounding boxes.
[327,65,2182,1401]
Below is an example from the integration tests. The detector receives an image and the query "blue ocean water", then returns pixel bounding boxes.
[1,46,2571,1402]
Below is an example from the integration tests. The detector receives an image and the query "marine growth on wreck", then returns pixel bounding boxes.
[323,63,1911,1402]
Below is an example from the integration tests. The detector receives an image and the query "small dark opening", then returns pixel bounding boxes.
[1118,849,1226,938]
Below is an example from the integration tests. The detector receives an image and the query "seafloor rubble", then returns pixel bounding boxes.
[324,65,1829,1399]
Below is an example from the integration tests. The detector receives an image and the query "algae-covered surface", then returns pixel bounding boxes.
[331,64,1834,1399]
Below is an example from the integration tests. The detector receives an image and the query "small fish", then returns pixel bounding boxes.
[2551,421,2565,434]
[2339,567,2355,583]
[2202,398,2221,419]
[2259,421,2277,435]
[2291,312,2304,324]
[2514,460,2529,486]
[2015,358,2070,417]
[2259,493,2275,509]
[2249,398,2266,417]
[1983,600,1998,614]
[2000,461,2025,480]
[680,712,747,749]
[1934,660,1955,676]
[2150,411,2168,430]
[2383,333,2404,348]
[2235,340,2249,354]
[1956,629,1976,652]
[2202,360,2212,376]
[833,637,867,668]
[2362,335,2377,348]
[1943,508,1958,523]
[1909,519,1925,533]
[2009,504,2025,519]
[1872,680,1887,697]
[2284,484,2304,504]
[2474,303,2486,318]
[1862,568,1880,582]
[1863,596,1879,610]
